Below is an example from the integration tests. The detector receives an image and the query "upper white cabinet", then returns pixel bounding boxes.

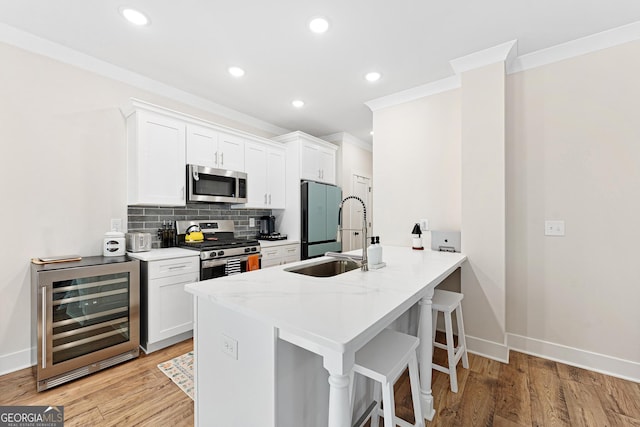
[218,132,246,171]
[244,141,286,209]
[186,125,245,171]
[300,141,336,184]
[127,109,186,206]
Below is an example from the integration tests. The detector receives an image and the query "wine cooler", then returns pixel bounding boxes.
[31,256,140,391]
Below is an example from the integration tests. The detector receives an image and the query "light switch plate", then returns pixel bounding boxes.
[545,220,565,236]
[249,218,255,227]
[420,219,429,232]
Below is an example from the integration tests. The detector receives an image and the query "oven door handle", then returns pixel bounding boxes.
[201,258,227,269]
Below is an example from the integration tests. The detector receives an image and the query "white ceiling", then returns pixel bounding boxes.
[2,1,640,143]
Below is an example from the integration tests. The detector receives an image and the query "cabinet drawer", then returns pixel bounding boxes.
[148,257,199,279]
[281,244,299,256]
[261,247,282,260]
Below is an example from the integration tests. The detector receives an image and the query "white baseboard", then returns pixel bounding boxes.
[0,347,33,377]
[507,333,640,383]
[465,334,509,363]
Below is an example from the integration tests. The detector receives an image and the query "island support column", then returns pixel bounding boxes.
[324,351,355,427]
[418,287,436,420]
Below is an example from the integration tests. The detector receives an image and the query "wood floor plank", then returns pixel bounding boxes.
[528,356,570,426]
[598,373,640,420]
[563,379,609,427]
[492,413,529,427]
[454,371,497,426]
[556,361,605,387]
[606,409,640,427]
[495,351,532,426]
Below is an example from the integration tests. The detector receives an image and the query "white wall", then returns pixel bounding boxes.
[506,40,640,368]
[371,38,640,380]
[372,90,461,248]
[0,41,278,374]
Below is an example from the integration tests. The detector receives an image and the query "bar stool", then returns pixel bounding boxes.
[350,329,424,427]
[431,289,469,393]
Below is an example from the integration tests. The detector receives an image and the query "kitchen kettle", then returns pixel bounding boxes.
[185,225,204,242]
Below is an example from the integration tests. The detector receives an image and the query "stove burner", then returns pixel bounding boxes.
[259,233,288,241]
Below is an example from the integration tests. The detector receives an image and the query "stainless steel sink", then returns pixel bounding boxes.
[285,259,360,278]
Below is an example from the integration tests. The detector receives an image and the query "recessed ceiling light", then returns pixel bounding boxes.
[228,66,245,78]
[119,7,149,26]
[365,72,382,82]
[292,100,305,108]
[309,17,329,34]
[370,131,374,136]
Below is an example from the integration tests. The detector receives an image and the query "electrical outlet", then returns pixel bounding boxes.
[249,217,255,227]
[221,334,238,360]
[545,220,565,236]
[110,218,122,232]
[420,219,429,232]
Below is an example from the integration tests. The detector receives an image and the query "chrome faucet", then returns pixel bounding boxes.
[333,195,368,271]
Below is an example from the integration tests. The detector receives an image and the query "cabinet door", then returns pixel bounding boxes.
[148,271,198,343]
[131,111,186,206]
[186,124,218,168]
[267,147,286,208]
[318,147,336,184]
[300,142,321,181]
[244,142,268,208]
[218,133,245,171]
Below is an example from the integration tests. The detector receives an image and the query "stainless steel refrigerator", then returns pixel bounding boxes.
[301,181,342,259]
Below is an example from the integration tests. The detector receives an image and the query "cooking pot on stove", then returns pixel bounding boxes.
[185,225,204,242]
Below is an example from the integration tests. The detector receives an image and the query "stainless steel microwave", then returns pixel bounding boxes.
[187,164,247,204]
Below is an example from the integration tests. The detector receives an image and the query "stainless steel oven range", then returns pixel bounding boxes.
[175,220,261,280]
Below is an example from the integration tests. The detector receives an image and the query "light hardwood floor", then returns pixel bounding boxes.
[1,338,639,426]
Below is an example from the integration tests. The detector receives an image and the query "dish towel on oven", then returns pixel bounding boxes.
[225,258,242,276]
[248,254,260,271]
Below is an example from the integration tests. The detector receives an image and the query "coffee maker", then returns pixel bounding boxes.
[259,216,287,240]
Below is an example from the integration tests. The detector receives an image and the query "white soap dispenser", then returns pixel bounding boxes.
[375,236,383,265]
[367,237,377,267]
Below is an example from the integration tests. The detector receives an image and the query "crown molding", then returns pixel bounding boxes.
[365,76,460,112]
[508,20,640,74]
[450,39,518,75]
[0,23,289,136]
[322,132,372,152]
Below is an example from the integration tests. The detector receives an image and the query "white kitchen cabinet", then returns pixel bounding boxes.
[301,140,336,184]
[140,255,199,353]
[127,109,186,206]
[260,242,300,268]
[186,125,245,171]
[218,132,246,171]
[243,141,286,209]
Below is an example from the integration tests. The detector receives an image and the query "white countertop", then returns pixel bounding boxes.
[126,247,200,261]
[258,239,299,248]
[185,246,466,353]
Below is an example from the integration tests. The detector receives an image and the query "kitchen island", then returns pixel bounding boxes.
[185,246,467,427]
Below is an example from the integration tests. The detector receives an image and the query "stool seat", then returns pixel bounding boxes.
[431,289,469,393]
[351,329,424,427]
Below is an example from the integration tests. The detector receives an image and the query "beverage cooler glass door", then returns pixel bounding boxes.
[36,260,140,386]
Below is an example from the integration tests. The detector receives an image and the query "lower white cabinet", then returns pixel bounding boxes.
[260,243,300,268]
[140,255,199,353]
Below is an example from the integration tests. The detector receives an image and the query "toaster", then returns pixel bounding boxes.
[125,232,152,252]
